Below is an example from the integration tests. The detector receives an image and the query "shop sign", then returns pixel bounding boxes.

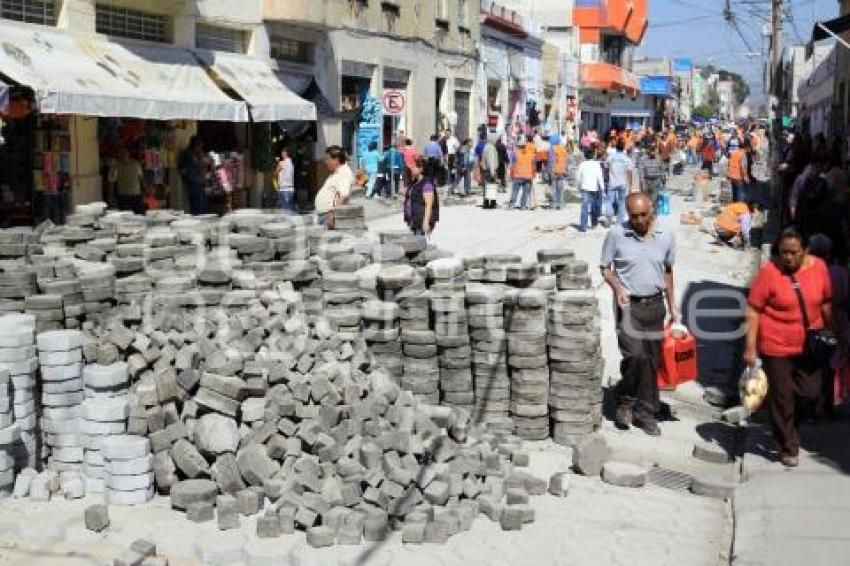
[382,89,406,116]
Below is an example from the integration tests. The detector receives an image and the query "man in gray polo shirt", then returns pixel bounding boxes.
[600,193,679,436]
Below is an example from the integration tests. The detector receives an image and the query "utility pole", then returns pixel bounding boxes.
[769,0,783,130]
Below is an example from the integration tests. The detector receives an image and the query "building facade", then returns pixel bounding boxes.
[572,0,647,134]
[477,1,544,140]
[263,0,479,167]
[798,44,837,139]
[0,0,299,218]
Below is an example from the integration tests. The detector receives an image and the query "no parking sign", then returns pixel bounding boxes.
[382,90,406,116]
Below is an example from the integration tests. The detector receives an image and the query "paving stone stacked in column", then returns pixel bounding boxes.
[505,289,550,441]
[548,290,604,446]
[330,204,367,232]
[362,300,402,383]
[397,281,440,405]
[555,258,592,291]
[39,273,86,330]
[0,314,39,470]
[24,292,65,334]
[37,330,86,473]
[0,265,36,314]
[102,435,154,505]
[428,258,473,414]
[320,239,365,341]
[82,362,131,493]
[466,284,512,433]
[0,369,15,495]
[536,248,576,278]
[482,254,522,284]
[78,262,117,325]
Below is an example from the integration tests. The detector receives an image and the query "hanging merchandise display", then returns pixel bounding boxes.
[98,118,179,210]
[0,88,75,226]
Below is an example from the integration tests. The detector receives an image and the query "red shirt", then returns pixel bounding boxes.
[748,258,832,357]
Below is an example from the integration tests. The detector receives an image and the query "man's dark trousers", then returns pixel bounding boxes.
[615,295,666,423]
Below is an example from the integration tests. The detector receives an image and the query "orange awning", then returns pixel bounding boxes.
[580,62,639,96]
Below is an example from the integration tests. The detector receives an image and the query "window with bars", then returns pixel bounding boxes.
[270,36,313,65]
[95,4,166,43]
[196,24,247,53]
[1,0,56,25]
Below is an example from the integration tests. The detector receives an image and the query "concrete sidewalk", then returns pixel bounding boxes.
[733,416,850,566]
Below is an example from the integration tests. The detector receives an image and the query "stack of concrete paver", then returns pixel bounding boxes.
[102,434,153,505]
[0,211,609,536]
[362,300,402,383]
[429,258,474,416]
[37,330,85,473]
[330,204,367,232]
[0,369,14,495]
[467,283,512,435]
[506,289,550,441]
[0,314,39,471]
[548,290,604,446]
[82,362,130,493]
[0,263,37,314]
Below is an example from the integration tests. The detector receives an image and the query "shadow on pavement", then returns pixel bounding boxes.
[680,279,748,394]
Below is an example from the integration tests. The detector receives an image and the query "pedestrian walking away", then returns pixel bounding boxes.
[510,137,536,210]
[314,146,354,228]
[726,138,751,203]
[605,140,634,224]
[454,138,475,197]
[601,193,679,436]
[404,157,439,237]
[549,136,569,210]
[639,146,665,208]
[276,146,296,213]
[745,227,834,467]
[575,148,605,231]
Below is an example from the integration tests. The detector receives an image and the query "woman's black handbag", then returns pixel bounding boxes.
[789,274,838,363]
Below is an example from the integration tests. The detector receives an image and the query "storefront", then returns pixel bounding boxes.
[0,21,315,223]
[339,61,377,169]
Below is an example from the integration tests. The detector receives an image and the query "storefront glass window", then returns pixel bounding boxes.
[0,0,55,25]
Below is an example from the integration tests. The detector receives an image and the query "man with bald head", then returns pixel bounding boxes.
[600,193,679,436]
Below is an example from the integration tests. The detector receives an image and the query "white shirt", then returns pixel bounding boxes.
[315,163,354,214]
[576,159,605,193]
[278,157,294,191]
[446,136,460,156]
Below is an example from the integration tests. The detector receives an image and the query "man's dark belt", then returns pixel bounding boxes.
[630,293,663,304]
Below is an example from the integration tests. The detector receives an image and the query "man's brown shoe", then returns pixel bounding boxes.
[615,405,633,430]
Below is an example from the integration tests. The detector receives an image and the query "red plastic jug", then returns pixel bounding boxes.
[657,324,698,390]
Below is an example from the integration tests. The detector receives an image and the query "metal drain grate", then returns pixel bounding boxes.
[648,466,694,492]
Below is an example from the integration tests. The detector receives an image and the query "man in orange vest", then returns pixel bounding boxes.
[726,137,751,202]
[549,136,569,209]
[714,201,754,247]
[510,137,536,210]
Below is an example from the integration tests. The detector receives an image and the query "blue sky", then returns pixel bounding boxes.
[638,0,838,101]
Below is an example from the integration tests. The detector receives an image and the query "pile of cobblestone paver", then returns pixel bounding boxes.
[0,205,605,543]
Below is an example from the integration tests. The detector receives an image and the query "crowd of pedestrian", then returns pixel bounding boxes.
[742,127,850,466]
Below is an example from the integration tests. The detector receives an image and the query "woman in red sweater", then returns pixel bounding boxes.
[745,227,834,467]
